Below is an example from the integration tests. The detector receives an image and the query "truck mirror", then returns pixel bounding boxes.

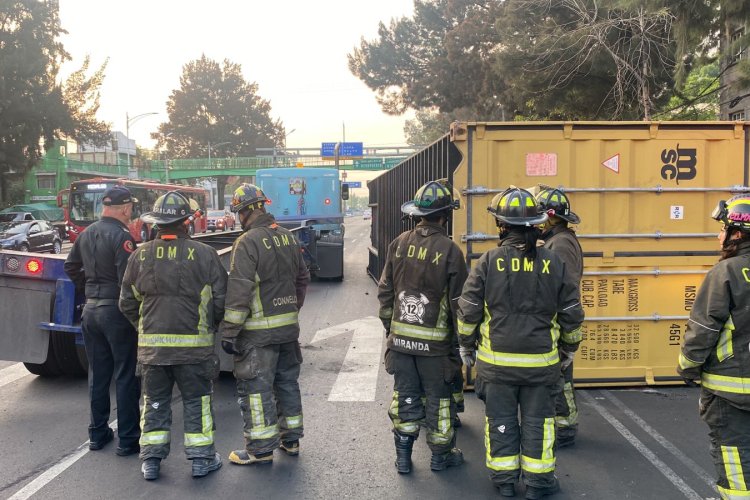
[341,183,350,201]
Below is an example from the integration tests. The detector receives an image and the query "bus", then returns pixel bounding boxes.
[62,178,209,242]
[256,167,348,280]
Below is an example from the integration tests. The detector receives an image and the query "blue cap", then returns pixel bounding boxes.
[102,186,138,206]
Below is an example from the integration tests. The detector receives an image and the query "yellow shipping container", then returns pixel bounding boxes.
[449,121,750,386]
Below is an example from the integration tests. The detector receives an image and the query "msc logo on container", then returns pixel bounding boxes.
[661,144,697,184]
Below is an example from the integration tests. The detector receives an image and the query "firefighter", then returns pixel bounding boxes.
[220,183,310,466]
[64,185,140,456]
[535,187,583,448]
[378,179,468,474]
[457,187,584,499]
[119,192,227,481]
[678,195,750,500]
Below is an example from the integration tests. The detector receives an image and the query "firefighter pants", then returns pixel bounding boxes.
[234,341,304,455]
[552,361,577,444]
[700,388,750,499]
[138,359,218,461]
[81,302,140,448]
[450,351,465,413]
[385,350,458,455]
[483,382,557,489]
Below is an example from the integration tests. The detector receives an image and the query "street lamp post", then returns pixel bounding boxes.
[125,111,158,168]
[207,141,230,168]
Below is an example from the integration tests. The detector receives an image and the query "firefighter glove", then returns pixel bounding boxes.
[560,350,575,370]
[459,346,476,368]
[682,376,700,388]
[221,338,241,356]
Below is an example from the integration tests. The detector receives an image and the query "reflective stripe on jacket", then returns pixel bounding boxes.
[378,221,468,357]
[457,232,584,385]
[678,242,750,410]
[119,231,227,365]
[219,212,310,347]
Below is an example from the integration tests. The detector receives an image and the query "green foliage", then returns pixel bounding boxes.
[0,0,110,203]
[351,0,749,123]
[348,0,505,118]
[403,107,477,146]
[655,59,720,120]
[154,55,285,159]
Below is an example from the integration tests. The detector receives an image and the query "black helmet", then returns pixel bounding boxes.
[712,194,750,232]
[488,187,548,226]
[230,183,268,213]
[401,179,459,217]
[535,187,581,224]
[141,191,194,225]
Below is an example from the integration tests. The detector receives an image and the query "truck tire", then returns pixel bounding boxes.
[46,290,88,376]
[52,240,62,254]
[23,337,63,376]
[51,332,87,376]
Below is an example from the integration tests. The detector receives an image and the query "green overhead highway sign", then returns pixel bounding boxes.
[351,158,405,170]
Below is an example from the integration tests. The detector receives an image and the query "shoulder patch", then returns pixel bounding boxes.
[123,240,135,253]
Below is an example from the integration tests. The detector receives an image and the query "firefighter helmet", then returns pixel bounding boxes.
[401,179,459,217]
[712,195,750,232]
[141,191,193,225]
[488,187,548,226]
[230,183,268,213]
[535,187,581,224]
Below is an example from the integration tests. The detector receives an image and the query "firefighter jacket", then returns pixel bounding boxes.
[64,217,136,299]
[541,224,583,287]
[119,230,227,365]
[457,232,584,386]
[378,220,468,357]
[678,242,750,410]
[219,212,310,347]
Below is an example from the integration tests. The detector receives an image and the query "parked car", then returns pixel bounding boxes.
[0,212,35,225]
[0,220,62,254]
[363,209,372,220]
[206,210,236,232]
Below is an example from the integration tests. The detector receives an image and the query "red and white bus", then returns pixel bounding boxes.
[61,178,209,243]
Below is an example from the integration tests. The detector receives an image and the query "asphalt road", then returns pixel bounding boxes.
[0,217,720,499]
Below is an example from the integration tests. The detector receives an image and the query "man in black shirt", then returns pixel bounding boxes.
[64,185,141,456]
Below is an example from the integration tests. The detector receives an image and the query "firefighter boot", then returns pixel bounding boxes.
[280,440,300,456]
[394,433,414,474]
[228,449,273,465]
[141,458,161,481]
[192,452,223,478]
[430,447,464,471]
[525,478,560,499]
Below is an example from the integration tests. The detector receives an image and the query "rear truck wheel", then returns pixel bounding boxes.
[46,289,87,376]
[52,330,88,376]
[19,243,29,252]
[23,338,63,376]
[52,240,62,254]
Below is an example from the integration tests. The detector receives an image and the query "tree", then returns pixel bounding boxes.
[654,59,720,120]
[348,0,505,118]
[154,55,285,159]
[403,107,475,146]
[0,0,110,203]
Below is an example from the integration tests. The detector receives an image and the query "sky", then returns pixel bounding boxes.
[57,0,416,152]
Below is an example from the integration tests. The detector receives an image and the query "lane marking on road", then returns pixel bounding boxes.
[312,316,384,402]
[8,422,118,500]
[0,363,30,389]
[580,391,704,500]
[602,391,715,488]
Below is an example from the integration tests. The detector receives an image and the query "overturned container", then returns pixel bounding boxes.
[370,121,750,386]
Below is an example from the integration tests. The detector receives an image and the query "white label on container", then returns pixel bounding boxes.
[670,206,684,220]
[602,154,620,173]
[525,153,557,176]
